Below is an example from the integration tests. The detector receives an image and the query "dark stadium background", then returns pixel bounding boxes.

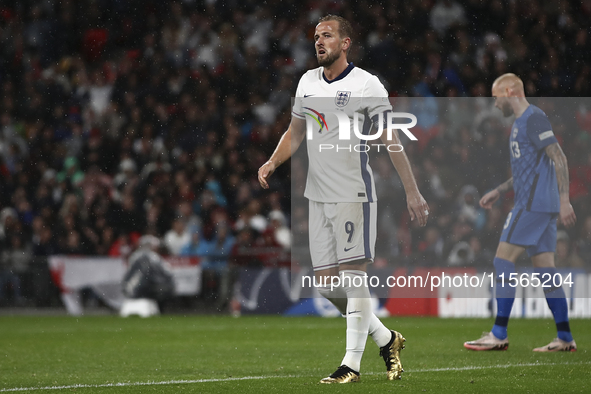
[1,0,590,310]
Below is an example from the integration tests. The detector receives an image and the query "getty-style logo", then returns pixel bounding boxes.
[304,109,418,153]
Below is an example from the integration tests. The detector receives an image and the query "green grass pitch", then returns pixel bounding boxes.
[0,315,589,393]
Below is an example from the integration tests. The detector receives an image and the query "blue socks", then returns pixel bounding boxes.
[536,267,573,342]
[491,261,574,342]
[492,258,516,340]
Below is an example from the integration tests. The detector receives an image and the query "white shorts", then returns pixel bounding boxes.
[309,200,377,271]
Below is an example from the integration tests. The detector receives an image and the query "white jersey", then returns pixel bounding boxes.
[292,63,392,203]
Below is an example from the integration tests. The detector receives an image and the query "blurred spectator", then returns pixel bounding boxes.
[108,233,135,258]
[109,192,144,236]
[430,0,466,35]
[176,201,202,235]
[0,208,18,245]
[198,223,236,307]
[122,235,174,301]
[0,235,31,305]
[268,210,291,250]
[575,216,591,268]
[57,157,85,190]
[234,199,268,233]
[61,230,85,255]
[96,227,116,256]
[469,235,495,269]
[555,231,584,269]
[180,232,202,257]
[231,228,260,267]
[443,220,474,261]
[455,185,484,228]
[418,226,444,264]
[33,227,59,257]
[113,159,139,202]
[164,218,191,255]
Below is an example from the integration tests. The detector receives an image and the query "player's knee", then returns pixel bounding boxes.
[339,258,371,272]
[317,285,347,315]
[340,270,370,298]
[496,242,523,262]
[531,251,555,267]
[317,285,336,299]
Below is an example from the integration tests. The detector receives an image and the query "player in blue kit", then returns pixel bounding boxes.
[464,73,577,352]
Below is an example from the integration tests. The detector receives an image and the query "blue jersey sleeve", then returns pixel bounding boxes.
[526,113,558,150]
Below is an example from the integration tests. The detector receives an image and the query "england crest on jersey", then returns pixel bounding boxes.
[335,91,351,107]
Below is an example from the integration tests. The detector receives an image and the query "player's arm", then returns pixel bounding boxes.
[379,129,429,227]
[545,142,576,227]
[258,116,306,189]
[480,177,513,209]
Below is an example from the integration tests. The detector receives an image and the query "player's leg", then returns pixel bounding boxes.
[335,202,403,380]
[317,201,371,381]
[318,202,371,383]
[491,242,524,341]
[316,269,366,384]
[315,264,390,346]
[308,201,360,383]
[316,262,397,379]
[332,259,404,381]
[465,209,533,350]
[529,218,576,352]
[337,202,388,376]
[464,241,523,350]
[309,200,341,305]
[315,266,345,312]
[338,260,371,376]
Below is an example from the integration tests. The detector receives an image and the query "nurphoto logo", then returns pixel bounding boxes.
[304,109,418,153]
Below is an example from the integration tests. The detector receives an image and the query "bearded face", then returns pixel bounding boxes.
[317,47,341,67]
[493,93,514,117]
[314,21,347,68]
[500,99,514,117]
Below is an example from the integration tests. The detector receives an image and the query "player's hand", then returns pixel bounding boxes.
[559,200,576,228]
[479,189,500,209]
[407,191,429,227]
[258,160,276,189]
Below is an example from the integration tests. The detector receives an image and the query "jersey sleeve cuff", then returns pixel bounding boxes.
[292,110,305,119]
[535,131,558,149]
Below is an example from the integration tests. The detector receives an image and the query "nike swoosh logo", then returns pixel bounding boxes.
[348,310,361,315]
[304,94,315,97]
[344,246,356,252]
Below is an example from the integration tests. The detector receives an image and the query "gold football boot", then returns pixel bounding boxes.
[319,365,360,384]
[379,330,406,380]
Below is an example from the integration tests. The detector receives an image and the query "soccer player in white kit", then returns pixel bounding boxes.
[258,15,429,383]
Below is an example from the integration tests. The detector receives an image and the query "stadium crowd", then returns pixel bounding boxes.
[1,0,591,305]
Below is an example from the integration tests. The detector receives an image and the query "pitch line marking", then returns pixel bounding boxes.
[1,361,589,392]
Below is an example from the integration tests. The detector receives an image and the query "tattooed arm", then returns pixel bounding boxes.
[479,177,513,209]
[495,177,514,194]
[545,142,576,227]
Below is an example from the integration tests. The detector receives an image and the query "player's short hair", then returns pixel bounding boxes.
[318,14,353,41]
[493,73,524,91]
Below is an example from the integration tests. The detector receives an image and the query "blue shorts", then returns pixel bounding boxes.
[500,209,557,257]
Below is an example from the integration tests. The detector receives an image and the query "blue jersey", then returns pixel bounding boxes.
[509,105,559,213]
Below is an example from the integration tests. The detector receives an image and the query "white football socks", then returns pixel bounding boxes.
[368,314,392,348]
[317,284,347,314]
[317,273,392,351]
[340,270,371,372]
